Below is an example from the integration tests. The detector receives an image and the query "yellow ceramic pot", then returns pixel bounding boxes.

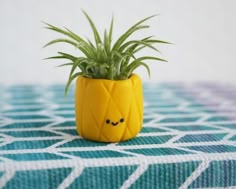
[75,74,143,142]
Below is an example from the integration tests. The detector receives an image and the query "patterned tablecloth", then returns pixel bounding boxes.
[0,83,235,189]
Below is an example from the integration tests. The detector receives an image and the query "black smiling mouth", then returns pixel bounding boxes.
[106,118,124,126]
[111,122,119,126]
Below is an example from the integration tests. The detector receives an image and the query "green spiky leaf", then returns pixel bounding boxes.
[57,63,74,67]
[43,38,78,48]
[82,10,102,45]
[65,72,83,96]
[126,61,151,78]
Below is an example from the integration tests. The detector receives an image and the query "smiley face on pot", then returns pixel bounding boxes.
[106,118,125,126]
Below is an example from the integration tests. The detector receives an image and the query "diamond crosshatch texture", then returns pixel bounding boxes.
[0,83,236,188]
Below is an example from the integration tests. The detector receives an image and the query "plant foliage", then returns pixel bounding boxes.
[44,11,170,95]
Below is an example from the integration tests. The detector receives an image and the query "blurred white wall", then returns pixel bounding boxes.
[0,0,236,85]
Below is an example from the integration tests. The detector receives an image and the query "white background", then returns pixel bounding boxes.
[1,0,236,85]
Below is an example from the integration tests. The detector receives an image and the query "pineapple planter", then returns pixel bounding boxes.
[75,74,143,142]
[44,11,169,142]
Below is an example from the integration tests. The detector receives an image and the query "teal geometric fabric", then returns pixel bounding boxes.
[0,83,235,188]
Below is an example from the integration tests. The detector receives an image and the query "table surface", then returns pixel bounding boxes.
[0,83,235,189]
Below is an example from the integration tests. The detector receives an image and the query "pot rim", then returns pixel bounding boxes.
[77,73,139,82]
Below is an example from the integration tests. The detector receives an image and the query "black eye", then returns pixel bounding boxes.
[120,118,124,123]
[106,119,110,124]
